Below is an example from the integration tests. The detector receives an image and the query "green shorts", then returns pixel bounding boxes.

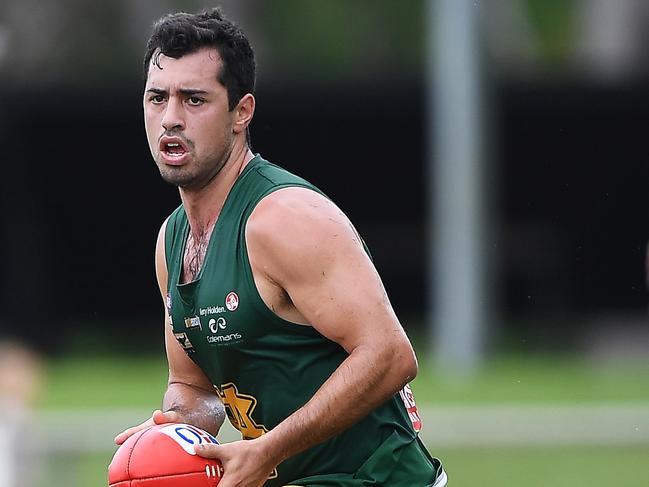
[285,436,446,487]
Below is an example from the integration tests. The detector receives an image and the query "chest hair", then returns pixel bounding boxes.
[182,225,215,283]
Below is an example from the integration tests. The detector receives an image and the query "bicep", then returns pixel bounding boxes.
[291,236,395,349]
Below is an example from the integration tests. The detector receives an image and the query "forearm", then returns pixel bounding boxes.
[259,344,415,464]
[163,382,226,436]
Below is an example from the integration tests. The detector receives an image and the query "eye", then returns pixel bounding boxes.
[149,94,165,104]
[187,96,204,106]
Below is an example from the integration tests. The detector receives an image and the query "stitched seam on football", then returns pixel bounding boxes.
[125,429,149,478]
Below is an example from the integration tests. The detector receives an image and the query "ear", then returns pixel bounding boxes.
[233,94,255,135]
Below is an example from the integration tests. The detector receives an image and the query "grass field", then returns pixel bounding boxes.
[61,445,648,487]
[41,353,649,408]
[36,353,649,486]
[440,445,649,486]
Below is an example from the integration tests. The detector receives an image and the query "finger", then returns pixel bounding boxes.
[194,443,221,459]
[114,410,165,444]
[114,415,156,445]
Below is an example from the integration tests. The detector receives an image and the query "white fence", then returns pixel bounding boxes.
[1,404,648,486]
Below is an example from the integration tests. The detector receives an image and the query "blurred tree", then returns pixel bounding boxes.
[234,0,424,82]
[524,0,576,68]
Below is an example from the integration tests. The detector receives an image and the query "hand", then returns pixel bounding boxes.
[114,409,182,445]
[195,438,279,487]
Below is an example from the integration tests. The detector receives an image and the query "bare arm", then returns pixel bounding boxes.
[196,188,417,485]
[249,188,417,461]
[115,219,225,444]
[161,315,225,435]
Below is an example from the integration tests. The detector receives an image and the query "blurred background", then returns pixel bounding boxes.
[0,0,647,486]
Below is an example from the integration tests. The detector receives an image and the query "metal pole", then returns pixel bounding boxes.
[0,418,15,487]
[427,0,486,373]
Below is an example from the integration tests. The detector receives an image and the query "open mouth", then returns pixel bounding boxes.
[165,143,186,156]
[159,136,189,163]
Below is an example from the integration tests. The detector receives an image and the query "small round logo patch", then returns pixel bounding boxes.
[225,292,239,311]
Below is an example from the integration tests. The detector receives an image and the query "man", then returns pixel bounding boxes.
[115,8,446,487]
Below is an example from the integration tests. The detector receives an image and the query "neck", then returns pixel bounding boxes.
[180,144,255,237]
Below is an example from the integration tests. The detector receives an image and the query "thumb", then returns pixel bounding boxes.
[194,443,220,458]
[153,409,181,425]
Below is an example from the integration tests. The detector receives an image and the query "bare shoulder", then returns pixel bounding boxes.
[155,217,171,296]
[245,186,372,299]
[248,187,355,240]
[156,218,170,251]
[246,187,360,250]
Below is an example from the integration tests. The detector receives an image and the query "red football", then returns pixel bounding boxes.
[108,423,223,486]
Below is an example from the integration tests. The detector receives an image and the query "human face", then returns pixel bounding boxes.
[144,48,235,190]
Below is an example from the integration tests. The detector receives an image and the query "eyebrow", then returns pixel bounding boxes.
[146,88,210,96]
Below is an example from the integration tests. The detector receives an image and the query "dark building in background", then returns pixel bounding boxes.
[0,78,647,353]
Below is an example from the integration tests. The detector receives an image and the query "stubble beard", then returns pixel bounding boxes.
[157,144,233,191]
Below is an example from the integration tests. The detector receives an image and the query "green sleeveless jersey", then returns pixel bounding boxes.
[164,155,443,486]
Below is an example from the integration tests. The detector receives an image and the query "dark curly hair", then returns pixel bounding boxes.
[143,7,256,112]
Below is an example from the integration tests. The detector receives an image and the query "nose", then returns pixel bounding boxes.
[161,97,185,131]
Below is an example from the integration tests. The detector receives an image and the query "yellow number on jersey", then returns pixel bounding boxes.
[216,383,277,479]
[216,382,268,440]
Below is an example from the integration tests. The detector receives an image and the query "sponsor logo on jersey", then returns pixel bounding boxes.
[206,314,243,344]
[207,333,242,343]
[225,292,239,311]
[184,315,202,330]
[199,305,226,316]
[174,332,195,353]
[158,424,218,455]
[166,294,174,325]
[209,317,227,333]
[399,383,423,432]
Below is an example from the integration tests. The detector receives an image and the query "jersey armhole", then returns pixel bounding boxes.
[239,183,327,337]
[163,206,186,289]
